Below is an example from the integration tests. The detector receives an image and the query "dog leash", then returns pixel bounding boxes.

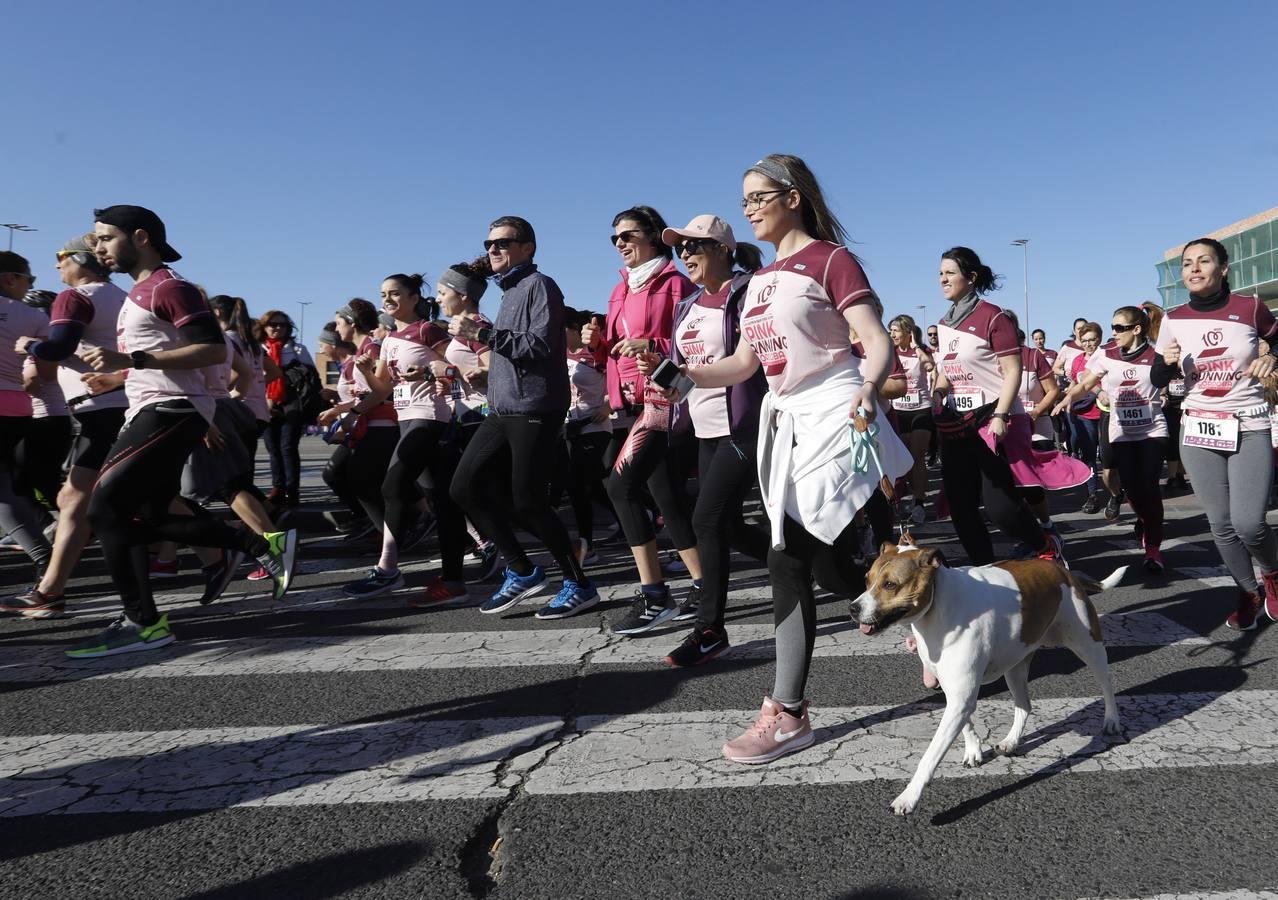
[849,407,894,500]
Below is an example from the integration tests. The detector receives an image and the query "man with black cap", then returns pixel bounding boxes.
[60,206,295,659]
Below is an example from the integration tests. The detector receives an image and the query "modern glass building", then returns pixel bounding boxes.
[1156,206,1278,310]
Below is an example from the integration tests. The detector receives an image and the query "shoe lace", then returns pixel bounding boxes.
[745,708,784,738]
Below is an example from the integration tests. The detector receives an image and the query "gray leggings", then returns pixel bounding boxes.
[1180,427,1278,593]
[0,418,52,568]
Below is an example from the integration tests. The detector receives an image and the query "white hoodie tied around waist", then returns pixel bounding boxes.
[757,361,913,551]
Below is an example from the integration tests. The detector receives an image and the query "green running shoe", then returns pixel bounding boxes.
[65,614,175,659]
[255,529,298,601]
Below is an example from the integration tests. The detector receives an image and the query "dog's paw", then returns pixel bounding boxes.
[1102,718,1128,741]
[890,790,919,816]
[962,747,984,767]
[994,740,1019,756]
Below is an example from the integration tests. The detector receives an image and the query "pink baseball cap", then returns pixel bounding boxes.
[661,214,736,252]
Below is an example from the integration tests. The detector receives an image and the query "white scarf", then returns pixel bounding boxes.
[627,256,666,292]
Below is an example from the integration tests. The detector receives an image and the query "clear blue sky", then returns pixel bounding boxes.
[6,0,1277,350]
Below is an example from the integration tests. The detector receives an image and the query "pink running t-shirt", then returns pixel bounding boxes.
[936,300,1022,415]
[677,285,731,438]
[380,319,452,422]
[738,241,877,397]
[1087,343,1167,442]
[1156,293,1278,433]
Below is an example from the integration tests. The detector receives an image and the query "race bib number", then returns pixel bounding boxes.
[893,390,924,411]
[1183,409,1238,452]
[1115,400,1153,429]
[1168,380,1186,398]
[951,387,985,413]
[392,382,413,409]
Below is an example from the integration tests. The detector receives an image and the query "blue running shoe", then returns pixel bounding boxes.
[535,579,600,620]
[480,566,547,614]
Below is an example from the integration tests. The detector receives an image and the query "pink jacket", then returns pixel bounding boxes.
[603,259,695,410]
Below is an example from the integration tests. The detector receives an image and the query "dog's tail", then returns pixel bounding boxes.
[1071,566,1128,596]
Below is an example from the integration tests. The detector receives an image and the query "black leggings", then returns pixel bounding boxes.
[1112,438,1166,549]
[551,428,611,548]
[940,433,1045,565]
[16,415,73,511]
[450,412,585,584]
[770,515,868,705]
[88,401,267,626]
[606,419,696,551]
[323,444,365,520]
[382,419,466,581]
[693,436,768,630]
[348,426,400,528]
[1164,404,1182,462]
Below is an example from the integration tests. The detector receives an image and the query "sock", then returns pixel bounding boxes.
[781,703,804,718]
[641,582,668,599]
[691,578,703,589]
[509,558,536,578]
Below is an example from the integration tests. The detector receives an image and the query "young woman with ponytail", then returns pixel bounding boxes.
[1152,238,1278,630]
[679,154,913,763]
[341,276,470,604]
[931,246,1088,567]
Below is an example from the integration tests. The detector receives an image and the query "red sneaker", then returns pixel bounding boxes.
[149,557,179,579]
[1262,570,1278,622]
[409,576,468,607]
[1226,591,1262,632]
[245,565,271,582]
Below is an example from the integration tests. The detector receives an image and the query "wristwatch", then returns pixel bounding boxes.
[990,411,1009,421]
[130,350,150,369]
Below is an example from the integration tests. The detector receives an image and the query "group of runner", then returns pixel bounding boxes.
[3,156,1277,765]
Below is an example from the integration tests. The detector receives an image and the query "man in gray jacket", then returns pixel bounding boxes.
[449,216,598,618]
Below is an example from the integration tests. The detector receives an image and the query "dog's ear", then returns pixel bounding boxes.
[918,547,947,569]
[879,541,899,557]
[898,529,915,547]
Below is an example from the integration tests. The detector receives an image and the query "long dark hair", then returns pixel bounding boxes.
[384,273,441,321]
[612,206,673,260]
[210,295,258,356]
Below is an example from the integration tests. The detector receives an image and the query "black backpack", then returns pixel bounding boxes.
[283,360,326,425]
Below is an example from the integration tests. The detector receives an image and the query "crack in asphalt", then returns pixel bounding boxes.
[461,615,625,898]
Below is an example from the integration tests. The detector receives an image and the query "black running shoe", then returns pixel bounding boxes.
[673,584,703,622]
[1104,492,1123,520]
[613,589,676,635]
[200,548,247,605]
[666,625,729,667]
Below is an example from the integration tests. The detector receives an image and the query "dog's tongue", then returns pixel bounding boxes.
[859,623,876,636]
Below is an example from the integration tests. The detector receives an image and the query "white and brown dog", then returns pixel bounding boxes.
[851,536,1126,816]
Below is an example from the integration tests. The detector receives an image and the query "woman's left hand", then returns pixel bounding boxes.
[848,385,879,424]
[613,339,650,358]
[449,317,481,341]
[1247,354,1277,379]
[988,415,1008,443]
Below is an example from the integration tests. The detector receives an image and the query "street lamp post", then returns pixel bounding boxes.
[0,224,36,252]
[1011,239,1030,332]
[916,304,927,329]
[297,301,312,346]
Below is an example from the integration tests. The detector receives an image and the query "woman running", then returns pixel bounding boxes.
[931,247,1088,567]
[340,283,467,602]
[1015,323,1063,543]
[888,314,935,524]
[213,295,276,472]
[315,322,370,534]
[1070,323,1105,512]
[680,154,912,763]
[15,290,73,529]
[1153,237,1278,630]
[637,214,770,665]
[583,205,702,634]
[1056,306,1167,572]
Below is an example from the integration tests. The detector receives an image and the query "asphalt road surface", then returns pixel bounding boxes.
[2,437,1277,899]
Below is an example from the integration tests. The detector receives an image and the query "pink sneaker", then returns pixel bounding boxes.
[246,565,271,582]
[1227,591,1262,632]
[1262,570,1278,622]
[1143,548,1164,574]
[722,696,814,764]
[149,557,179,579]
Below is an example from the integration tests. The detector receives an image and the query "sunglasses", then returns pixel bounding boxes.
[1,272,34,283]
[610,230,650,247]
[265,321,289,328]
[1111,323,1138,333]
[483,237,527,252]
[677,239,718,257]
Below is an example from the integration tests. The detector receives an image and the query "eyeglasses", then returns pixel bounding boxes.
[609,230,649,247]
[740,189,791,212]
[483,237,527,252]
[1111,323,1138,333]
[677,239,718,257]
[1,272,34,283]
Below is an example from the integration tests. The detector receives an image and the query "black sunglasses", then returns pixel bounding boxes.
[1111,323,1138,333]
[677,239,718,257]
[610,230,650,247]
[483,237,527,252]
[265,321,289,328]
